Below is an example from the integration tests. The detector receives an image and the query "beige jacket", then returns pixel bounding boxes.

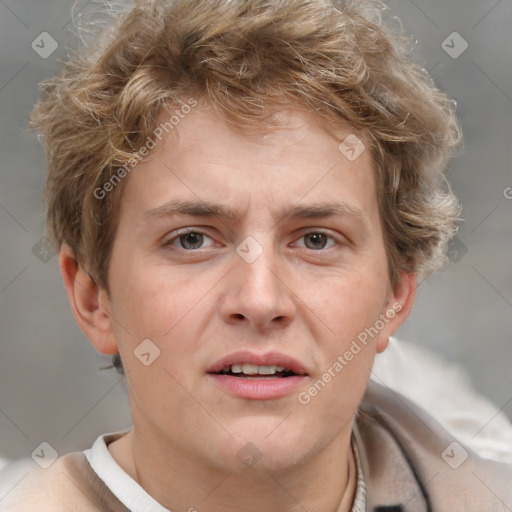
[2,381,511,511]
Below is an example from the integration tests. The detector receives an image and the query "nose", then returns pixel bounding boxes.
[219,244,296,333]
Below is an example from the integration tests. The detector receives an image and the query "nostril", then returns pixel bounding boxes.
[233,313,245,320]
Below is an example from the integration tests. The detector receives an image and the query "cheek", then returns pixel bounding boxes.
[109,261,222,389]
[296,274,386,428]
[111,268,207,415]
[304,265,389,342]
[110,261,196,337]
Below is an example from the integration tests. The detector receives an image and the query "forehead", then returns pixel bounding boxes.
[118,104,378,226]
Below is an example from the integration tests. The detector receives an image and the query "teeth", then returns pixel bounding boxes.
[242,364,260,375]
[226,364,287,375]
[231,364,243,374]
[256,365,277,375]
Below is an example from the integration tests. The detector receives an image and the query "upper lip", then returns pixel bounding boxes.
[207,351,309,375]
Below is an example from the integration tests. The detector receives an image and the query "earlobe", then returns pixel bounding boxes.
[375,272,416,354]
[59,245,118,355]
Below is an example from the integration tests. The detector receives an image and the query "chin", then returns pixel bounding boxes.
[227,442,310,476]
[219,420,315,473]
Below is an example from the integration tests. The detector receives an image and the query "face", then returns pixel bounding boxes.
[97,105,411,473]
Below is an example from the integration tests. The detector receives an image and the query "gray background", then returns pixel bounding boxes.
[0,0,511,462]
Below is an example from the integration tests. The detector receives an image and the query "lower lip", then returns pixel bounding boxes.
[208,374,307,400]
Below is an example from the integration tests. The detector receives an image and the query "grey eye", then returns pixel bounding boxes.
[178,232,205,250]
[303,233,329,250]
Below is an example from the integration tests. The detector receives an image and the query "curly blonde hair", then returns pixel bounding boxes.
[30,0,461,291]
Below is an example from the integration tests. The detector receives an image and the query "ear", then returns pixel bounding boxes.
[375,272,416,354]
[59,245,118,355]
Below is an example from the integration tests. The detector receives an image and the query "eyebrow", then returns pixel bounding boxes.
[144,199,366,225]
[145,200,239,222]
[287,203,364,220]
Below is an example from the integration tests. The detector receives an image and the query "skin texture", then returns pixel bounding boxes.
[60,104,415,512]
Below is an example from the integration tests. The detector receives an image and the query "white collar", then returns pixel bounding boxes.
[84,431,365,512]
[84,431,170,512]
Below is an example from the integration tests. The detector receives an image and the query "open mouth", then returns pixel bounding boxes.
[215,364,300,379]
[208,354,308,399]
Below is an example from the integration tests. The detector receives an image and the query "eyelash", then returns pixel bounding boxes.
[166,229,217,251]
[164,228,341,252]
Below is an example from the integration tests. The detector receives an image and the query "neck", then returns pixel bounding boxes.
[109,425,357,512]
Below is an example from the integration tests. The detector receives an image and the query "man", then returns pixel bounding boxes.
[4,0,511,510]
